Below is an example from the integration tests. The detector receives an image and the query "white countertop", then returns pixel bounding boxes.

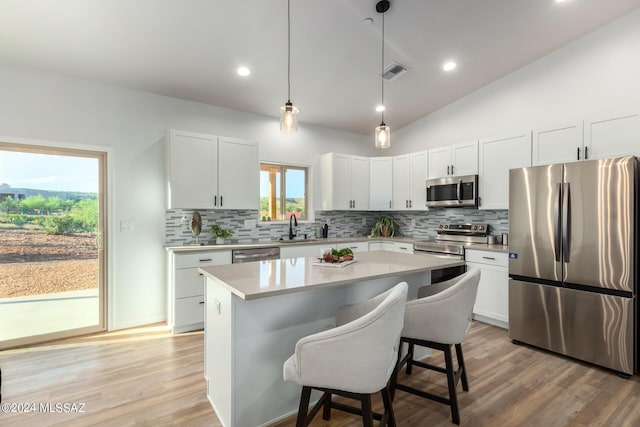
[465,243,509,253]
[166,236,417,252]
[199,250,465,300]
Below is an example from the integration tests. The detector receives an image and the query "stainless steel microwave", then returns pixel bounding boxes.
[426,175,478,207]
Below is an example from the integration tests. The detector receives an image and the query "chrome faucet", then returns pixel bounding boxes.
[289,214,298,240]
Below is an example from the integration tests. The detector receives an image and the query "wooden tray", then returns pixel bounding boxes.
[312,259,357,268]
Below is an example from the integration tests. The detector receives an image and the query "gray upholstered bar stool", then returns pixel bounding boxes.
[390,269,480,425]
[283,282,408,427]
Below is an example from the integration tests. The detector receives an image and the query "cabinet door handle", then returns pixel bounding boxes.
[389,200,392,208]
[409,200,412,208]
[447,165,450,175]
[220,196,223,207]
[577,147,580,160]
[482,256,496,260]
[585,146,588,160]
[199,258,213,262]
[214,195,217,206]
[199,301,205,305]
[451,164,454,175]
[399,246,408,250]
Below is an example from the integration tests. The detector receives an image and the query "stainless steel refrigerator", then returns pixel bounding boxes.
[508,156,637,375]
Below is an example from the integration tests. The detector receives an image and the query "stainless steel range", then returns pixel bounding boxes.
[413,223,489,283]
[414,223,490,258]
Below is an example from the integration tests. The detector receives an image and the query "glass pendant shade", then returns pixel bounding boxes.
[280,101,299,133]
[375,122,390,149]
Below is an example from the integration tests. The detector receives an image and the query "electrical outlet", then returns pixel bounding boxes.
[362,217,366,225]
[120,221,135,232]
[411,218,416,227]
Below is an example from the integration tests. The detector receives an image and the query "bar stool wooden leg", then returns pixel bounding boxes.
[323,392,332,420]
[444,345,460,425]
[296,386,312,427]
[361,394,374,427]
[381,386,396,427]
[405,342,415,375]
[456,343,469,392]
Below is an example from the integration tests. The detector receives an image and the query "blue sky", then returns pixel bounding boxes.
[0,150,98,193]
[259,169,305,198]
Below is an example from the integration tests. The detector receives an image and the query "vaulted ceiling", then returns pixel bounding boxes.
[1,0,640,136]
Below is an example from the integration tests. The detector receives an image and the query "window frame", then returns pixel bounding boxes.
[260,162,309,222]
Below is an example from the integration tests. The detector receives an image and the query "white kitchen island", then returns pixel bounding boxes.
[199,250,464,427]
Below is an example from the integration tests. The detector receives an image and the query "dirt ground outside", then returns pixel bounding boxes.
[0,228,99,298]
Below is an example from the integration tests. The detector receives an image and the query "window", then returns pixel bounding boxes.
[260,163,308,221]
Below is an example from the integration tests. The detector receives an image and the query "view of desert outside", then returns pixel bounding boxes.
[0,149,100,341]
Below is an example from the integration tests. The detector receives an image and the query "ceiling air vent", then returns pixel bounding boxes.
[379,62,408,81]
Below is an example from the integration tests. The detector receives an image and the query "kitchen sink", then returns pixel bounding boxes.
[276,238,322,244]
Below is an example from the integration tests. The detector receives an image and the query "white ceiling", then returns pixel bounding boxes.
[2,0,640,136]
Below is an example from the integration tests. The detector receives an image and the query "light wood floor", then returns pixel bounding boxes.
[1,321,640,427]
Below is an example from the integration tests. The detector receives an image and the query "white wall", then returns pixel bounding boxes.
[391,9,640,154]
[0,62,371,330]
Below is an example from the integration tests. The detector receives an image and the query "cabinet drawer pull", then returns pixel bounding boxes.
[199,301,205,305]
[482,256,496,260]
[399,246,408,250]
[199,258,213,262]
[199,273,204,276]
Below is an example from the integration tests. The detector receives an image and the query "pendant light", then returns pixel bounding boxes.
[280,0,299,133]
[375,0,390,148]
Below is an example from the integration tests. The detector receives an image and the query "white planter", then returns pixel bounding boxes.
[216,237,225,245]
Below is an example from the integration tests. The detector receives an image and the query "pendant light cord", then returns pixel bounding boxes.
[287,0,291,103]
[380,11,385,123]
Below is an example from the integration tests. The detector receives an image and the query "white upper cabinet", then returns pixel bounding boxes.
[478,132,532,210]
[166,130,259,210]
[369,156,393,210]
[217,137,260,210]
[428,141,478,179]
[427,146,451,178]
[533,113,640,166]
[393,151,427,210]
[532,122,584,166]
[320,153,370,210]
[585,113,640,160]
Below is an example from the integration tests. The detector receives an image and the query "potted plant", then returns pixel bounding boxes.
[209,224,233,244]
[370,215,399,237]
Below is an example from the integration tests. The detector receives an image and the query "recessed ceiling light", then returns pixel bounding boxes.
[555,0,568,3]
[237,67,251,77]
[443,61,457,72]
[376,105,385,112]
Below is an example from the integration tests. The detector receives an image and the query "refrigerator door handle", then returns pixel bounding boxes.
[456,179,462,203]
[562,182,571,263]
[553,183,562,262]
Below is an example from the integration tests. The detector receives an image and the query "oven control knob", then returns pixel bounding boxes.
[472,225,477,230]
[439,224,443,229]
[479,226,484,230]
[444,225,449,229]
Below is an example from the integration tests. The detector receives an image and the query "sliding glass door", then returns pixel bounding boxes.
[0,142,107,349]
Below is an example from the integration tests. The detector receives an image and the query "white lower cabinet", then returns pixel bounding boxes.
[369,241,413,254]
[336,241,369,253]
[169,250,232,334]
[465,249,508,329]
[279,243,335,259]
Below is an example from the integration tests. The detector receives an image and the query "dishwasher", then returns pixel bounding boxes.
[232,247,280,263]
